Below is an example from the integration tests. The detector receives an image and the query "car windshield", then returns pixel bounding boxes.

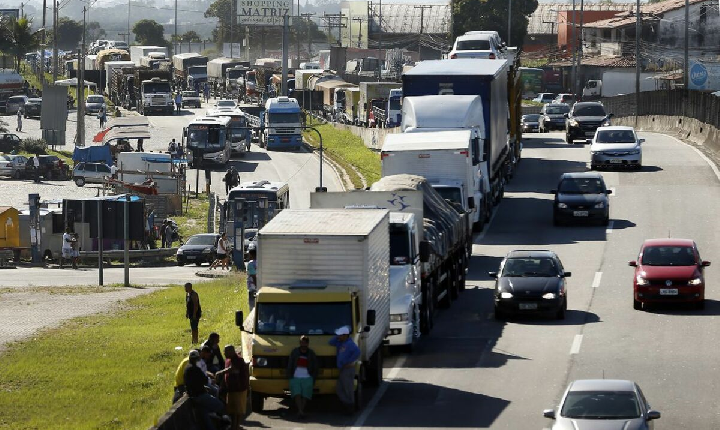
[558,178,605,194]
[87,96,104,103]
[561,391,641,419]
[502,257,558,277]
[574,105,607,116]
[457,39,491,50]
[641,246,696,266]
[596,130,636,143]
[185,235,217,246]
[546,105,570,114]
[182,91,199,97]
[217,100,236,108]
[523,115,541,122]
[256,302,352,335]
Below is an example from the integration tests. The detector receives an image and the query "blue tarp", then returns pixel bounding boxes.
[73,146,113,166]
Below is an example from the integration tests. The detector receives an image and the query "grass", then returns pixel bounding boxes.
[0,285,126,296]
[303,122,381,189]
[0,276,249,430]
[522,100,544,107]
[17,148,74,164]
[174,193,211,240]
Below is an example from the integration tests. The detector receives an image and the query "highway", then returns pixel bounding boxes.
[243,130,720,429]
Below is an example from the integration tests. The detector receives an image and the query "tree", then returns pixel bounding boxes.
[86,21,106,41]
[205,0,236,43]
[2,16,41,72]
[181,31,202,43]
[453,0,538,49]
[52,17,83,50]
[133,19,166,46]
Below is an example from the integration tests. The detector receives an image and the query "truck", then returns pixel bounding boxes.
[312,77,353,120]
[129,46,168,66]
[95,49,131,71]
[207,58,245,95]
[172,53,208,90]
[103,60,135,94]
[358,82,401,127]
[225,65,250,98]
[339,87,361,124]
[371,88,403,128]
[261,97,303,150]
[239,208,390,412]
[582,70,659,99]
[132,69,174,115]
[402,58,513,214]
[140,53,170,70]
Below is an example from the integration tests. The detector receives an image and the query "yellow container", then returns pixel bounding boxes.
[0,207,20,248]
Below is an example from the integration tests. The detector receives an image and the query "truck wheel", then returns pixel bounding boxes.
[75,177,85,187]
[251,391,264,413]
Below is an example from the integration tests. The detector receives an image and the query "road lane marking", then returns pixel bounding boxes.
[570,335,583,355]
[591,272,603,288]
[351,354,408,429]
[606,220,614,234]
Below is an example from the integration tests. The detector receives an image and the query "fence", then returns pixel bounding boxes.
[601,90,720,130]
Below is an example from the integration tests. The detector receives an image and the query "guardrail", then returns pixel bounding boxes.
[78,248,178,261]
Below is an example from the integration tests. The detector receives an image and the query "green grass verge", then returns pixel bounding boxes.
[0,276,249,430]
[17,148,73,164]
[522,100,544,107]
[303,123,381,189]
[174,193,211,240]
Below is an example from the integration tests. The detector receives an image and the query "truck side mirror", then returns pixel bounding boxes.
[366,310,376,326]
[235,310,244,329]
[607,113,614,118]
[419,241,431,263]
[467,197,475,210]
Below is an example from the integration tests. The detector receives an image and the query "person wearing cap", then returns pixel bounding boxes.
[184,349,226,430]
[216,345,249,430]
[329,326,361,414]
[287,335,318,418]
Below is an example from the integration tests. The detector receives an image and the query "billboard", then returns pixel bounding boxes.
[236,0,291,26]
[688,60,720,91]
[0,9,19,19]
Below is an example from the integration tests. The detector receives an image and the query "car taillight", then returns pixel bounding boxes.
[450,53,457,59]
[489,53,496,59]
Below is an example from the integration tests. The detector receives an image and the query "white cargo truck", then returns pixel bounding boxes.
[129,46,168,66]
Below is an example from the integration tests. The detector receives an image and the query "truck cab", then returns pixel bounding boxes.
[263,97,303,150]
[386,89,403,127]
[582,79,602,99]
[187,66,208,90]
[140,77,173,115]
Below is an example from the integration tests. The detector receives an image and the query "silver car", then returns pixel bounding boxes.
[590,126,643,170]
[0,154,28,178]
[85,95,106,115]
[544,379,660,430]
[5,95,28,115]
[73,162,112,186]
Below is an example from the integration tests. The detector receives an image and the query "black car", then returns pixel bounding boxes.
[24,155,71,180]
[565,102,613,143]
[490,250,571,319]
[539,103,570,132]
[176,233,221,266]
[24,98,42,118]
[552,172,611,226]
[521,114,541,133]
[0,133,22,153]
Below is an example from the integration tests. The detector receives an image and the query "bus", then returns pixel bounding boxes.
[206,109,251,157]
[518,67,544,99]
[183,116,232,168]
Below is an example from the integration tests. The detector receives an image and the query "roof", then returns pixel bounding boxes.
[597,126,635,131]
[236,180,288,190]
[259,209,388,236]
[506,250,557,258]
[369,3,451,35]
[103,126,151,142]
[108,117,149,128]
[560,172,604,179]
[642,238,695,247]
[527,2,636,35]
[405,59,509,77]
[188,116,231,126]
[383,130,473,152]
[549,56,636,68]
[569,379,636,392]
[585,0,708,29]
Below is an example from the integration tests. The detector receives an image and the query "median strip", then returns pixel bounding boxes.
[570,334,583,355]
[591,272,603,289]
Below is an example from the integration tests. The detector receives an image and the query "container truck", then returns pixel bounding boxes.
[103,60,134,94]
[402,58,513,211]
[237,208,390,412]
[172,53,208,90]
[95,49,131,70]
[140,53,170,70]
[207,58,245,95]
[129,46,167,66]
[358,82,401,127]
[261,96,302,150]
[132,69,174,115]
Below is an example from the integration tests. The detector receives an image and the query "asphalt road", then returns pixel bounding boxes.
[242,130,720,429]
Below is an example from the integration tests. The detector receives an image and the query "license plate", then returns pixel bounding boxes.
[186,256,196,260]
[573,211,589,217]
[609,159,623,164]
[519,303,538,310]
[660,289,678,295]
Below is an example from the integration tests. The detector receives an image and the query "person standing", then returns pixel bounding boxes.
[185,283,202,344]
[110,164,118,179]
[32,155,40,183]
[137,138,144,152]
[164,221,174,248]
[218,345,249,430]
[168,139,177,157]
[246,249,257,296]
[175,92,183,114]
[287,335,318,418]
[223,168,234,194]
[184,350,225,430]
[60,227,76,269]
[210,233,230,271]
[16,108,22,132]
[204,83,210,103]
[329,326,360,415]
[99,107,107,128]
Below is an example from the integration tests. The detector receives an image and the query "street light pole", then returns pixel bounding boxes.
[684,0,689,91]
[507,0,511,45]
[635,0,641,126]
[52,0,58,82]
[174,0,178,54]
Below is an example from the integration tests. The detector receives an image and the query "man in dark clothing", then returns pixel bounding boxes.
[201,332,225,373]
[216,345,249,430]
[223,168,234,194]
[184,350,225,430]
[185,283,201,344]
[287,335,318,418]
[329,326,361,414]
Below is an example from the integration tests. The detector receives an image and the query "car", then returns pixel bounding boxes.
[181,91,202,108]
[630,239,711,310]
[23,98,42,118]
[176,233,221,266]
[590,126,643,170]
[0,154,28,178]
[72,162,112,186]
[543,379,661,429]
[521,114,541,132]
[0,133,22,153]
[85,95,106,115]
[539,103,570,132]
[5,95,28,115]
[566,102,613,143]
[24,155,71,180]
[215,100,237,110]
[449,31,505,59]
[533,93,556,104]
[489,250,571,319]
[552,172,611,226]
[554,93,575,104]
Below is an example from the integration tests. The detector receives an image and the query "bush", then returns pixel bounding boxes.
[21,138,48,154]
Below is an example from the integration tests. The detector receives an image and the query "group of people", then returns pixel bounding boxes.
[60,227,79,269]
[160,219,178,248]
[223,167,240,194]
[167,139,184,159]
[209,232,231,271]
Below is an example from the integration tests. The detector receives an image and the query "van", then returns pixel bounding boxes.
[5,95,28,115]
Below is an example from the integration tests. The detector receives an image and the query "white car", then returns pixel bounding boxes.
[590,126,643,170]
[73,162,112,186]
[215,100,238,110]
[449,31,505,59]
[0,154,28,178]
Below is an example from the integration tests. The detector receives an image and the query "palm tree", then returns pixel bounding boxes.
[4,16,40,72]
[0,16,12,70]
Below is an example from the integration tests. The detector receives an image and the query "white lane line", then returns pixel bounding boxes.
[591,272,603,289]
[606,220,614,234]
[570,335,583,355]
[351,354,408,429]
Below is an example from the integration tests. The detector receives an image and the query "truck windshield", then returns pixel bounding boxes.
[256,302,352,335]
[187,125,226,150]
[390,227,411,265]
[143,82,171,93]
[188,66,207,75]
[228,69,245,79]
[389,98,401,111]
[268,112,300,124]
[434,187,462,205]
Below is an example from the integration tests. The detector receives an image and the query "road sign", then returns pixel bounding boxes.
[236,0,291,26]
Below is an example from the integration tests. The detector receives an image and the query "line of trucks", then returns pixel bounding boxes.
[235,55,524,412]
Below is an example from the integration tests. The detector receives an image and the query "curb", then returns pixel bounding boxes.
[195,270,235,279]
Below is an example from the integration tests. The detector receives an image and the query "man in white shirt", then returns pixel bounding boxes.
[110,164,118,179]
[33,156,40,183]
[60,227,76,269]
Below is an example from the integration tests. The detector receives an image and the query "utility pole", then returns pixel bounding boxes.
[301,13,314,58]
[77,7,87,147]
[230,0,234,57]
[377,0,382,80]
[52,0,58,82]
[507,0,511,45]
[174,0,178,55]
[282,15,289,96]
[127,0,131,44]
[353,17,364,48]
[635,0,641,125]
[684,0,689,91]
[296,0,300,65]
[40,0,46,85]
[414,5,432,57]
[570,0,577,97]
[575,0,584,97]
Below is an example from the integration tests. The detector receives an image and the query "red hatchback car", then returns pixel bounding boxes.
[630,239,711,310]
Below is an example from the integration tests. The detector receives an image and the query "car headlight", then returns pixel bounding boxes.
[176,249,183,255]
[594,202,605,209]
[636,276,649,286]
[557,202,568,209]
[254,357,268,367]
[202,248,212,253]
[390,313,409,322]
[629,149,641,155]
[500,292,513,299]
[569,120,578,127]
[688,277,703,285]
[542,292,556,299]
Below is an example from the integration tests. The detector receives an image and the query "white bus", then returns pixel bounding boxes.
[206,108,251,156]
[183,116,232,168]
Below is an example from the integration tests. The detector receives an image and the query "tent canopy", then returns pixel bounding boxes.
[54,78,97,88]
[103,126,151,143]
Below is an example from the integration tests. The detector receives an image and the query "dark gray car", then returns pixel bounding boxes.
[539,103,570,132]
[176,233,220,266]
[552,172,611,226]
[566,102,613,143]
[544,379,660,430]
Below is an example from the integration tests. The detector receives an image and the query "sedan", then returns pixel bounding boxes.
[85,95,106,115]
[176,233,220,266]
[554,93,575,104]
[590,126,643,170]
[544,379,660,429]
[553,172,611,226]
[490,250,570,319]
[533,93,556,104]
[630,238,710,310]
[23,98,42,118]
[521,114,541,133]
[0,154,28,178]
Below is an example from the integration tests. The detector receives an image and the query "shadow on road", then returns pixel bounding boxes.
[503,309,602,326]
[611,219,636,230]
[508,157,590,194]
[643,298,720,316]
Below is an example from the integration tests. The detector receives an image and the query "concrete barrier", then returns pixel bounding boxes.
[332,123,401,150]
[149,395,202,430]
[613,115,720,156]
